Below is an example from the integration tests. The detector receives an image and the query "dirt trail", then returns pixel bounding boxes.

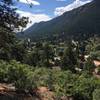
[0,85,54,100]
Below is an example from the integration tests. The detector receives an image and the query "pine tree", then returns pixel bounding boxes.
[0,0,28,60]
[62,41,77,72]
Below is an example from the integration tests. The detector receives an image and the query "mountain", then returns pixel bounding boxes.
[20,0,100,41]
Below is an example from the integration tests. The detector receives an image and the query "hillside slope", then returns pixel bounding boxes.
[21,0,100,41]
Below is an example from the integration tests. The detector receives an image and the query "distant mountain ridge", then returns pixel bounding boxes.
[20,0,100,41]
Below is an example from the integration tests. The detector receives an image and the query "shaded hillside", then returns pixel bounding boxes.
[21,0,100,41]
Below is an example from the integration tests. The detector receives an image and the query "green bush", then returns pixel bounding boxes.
[84,58,95,72]
[95,44,100,51]
[7,60,35,90]
[96,67,100,74]
[90,51,100,60]
[0,60,9,82]
[0,60,35,90]
[93,89,100,100]
[32,67,51,87]
[0,60,100,100]
[51,70,77,99]
[73,73,96,100]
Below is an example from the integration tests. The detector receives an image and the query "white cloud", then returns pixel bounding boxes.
[54,0,92,16]
[16,10,51,29]
[19,0,40,5]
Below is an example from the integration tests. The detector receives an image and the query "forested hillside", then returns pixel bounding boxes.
[21,0,100,41]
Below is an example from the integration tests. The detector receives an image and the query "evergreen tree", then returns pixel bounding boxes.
[62,41,77,72]
[43,42,54,67]
[0,0,28,60]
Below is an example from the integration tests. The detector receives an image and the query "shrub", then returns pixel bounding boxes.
[0,60,9,82]
[93,89,100,100]
[73,73,96,100]
[7,60,35,90]
[0,60,99,100]
[96,67,100,74]
[90,51,100,60]
[32,67,51,87]
[95,44,100,51]
[0,60,35,90]
[51,70,77,99]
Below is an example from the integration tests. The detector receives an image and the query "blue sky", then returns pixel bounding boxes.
[14,0,92,29]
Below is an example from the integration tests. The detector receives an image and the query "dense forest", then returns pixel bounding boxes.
[0,0,100,100]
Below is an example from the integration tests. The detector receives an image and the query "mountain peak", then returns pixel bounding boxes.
[22,0,100,41]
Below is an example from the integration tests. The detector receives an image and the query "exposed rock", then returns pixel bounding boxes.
[34,87,55,100]
[0,83,15,92]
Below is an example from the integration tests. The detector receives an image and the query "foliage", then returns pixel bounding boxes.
[24,50,38,66]
[84,57,95,72]
[7,60,35,90]
[51,70,77,99]
[0,60,100,99]
[0,1,100,100]
[90,51,100,60]
[86,37,100,60]
[0,60,9,82]
[31,67,51,87]
[0,60,35,90]
[42,42,54,67]
[73,73,96,100]
[0,0,28,61]
[96,67,100,74]
[11,40,27,62]
[61,42,78,72]
[0,0,28,31]
[24,42,54,67]
[93,89,100,100]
